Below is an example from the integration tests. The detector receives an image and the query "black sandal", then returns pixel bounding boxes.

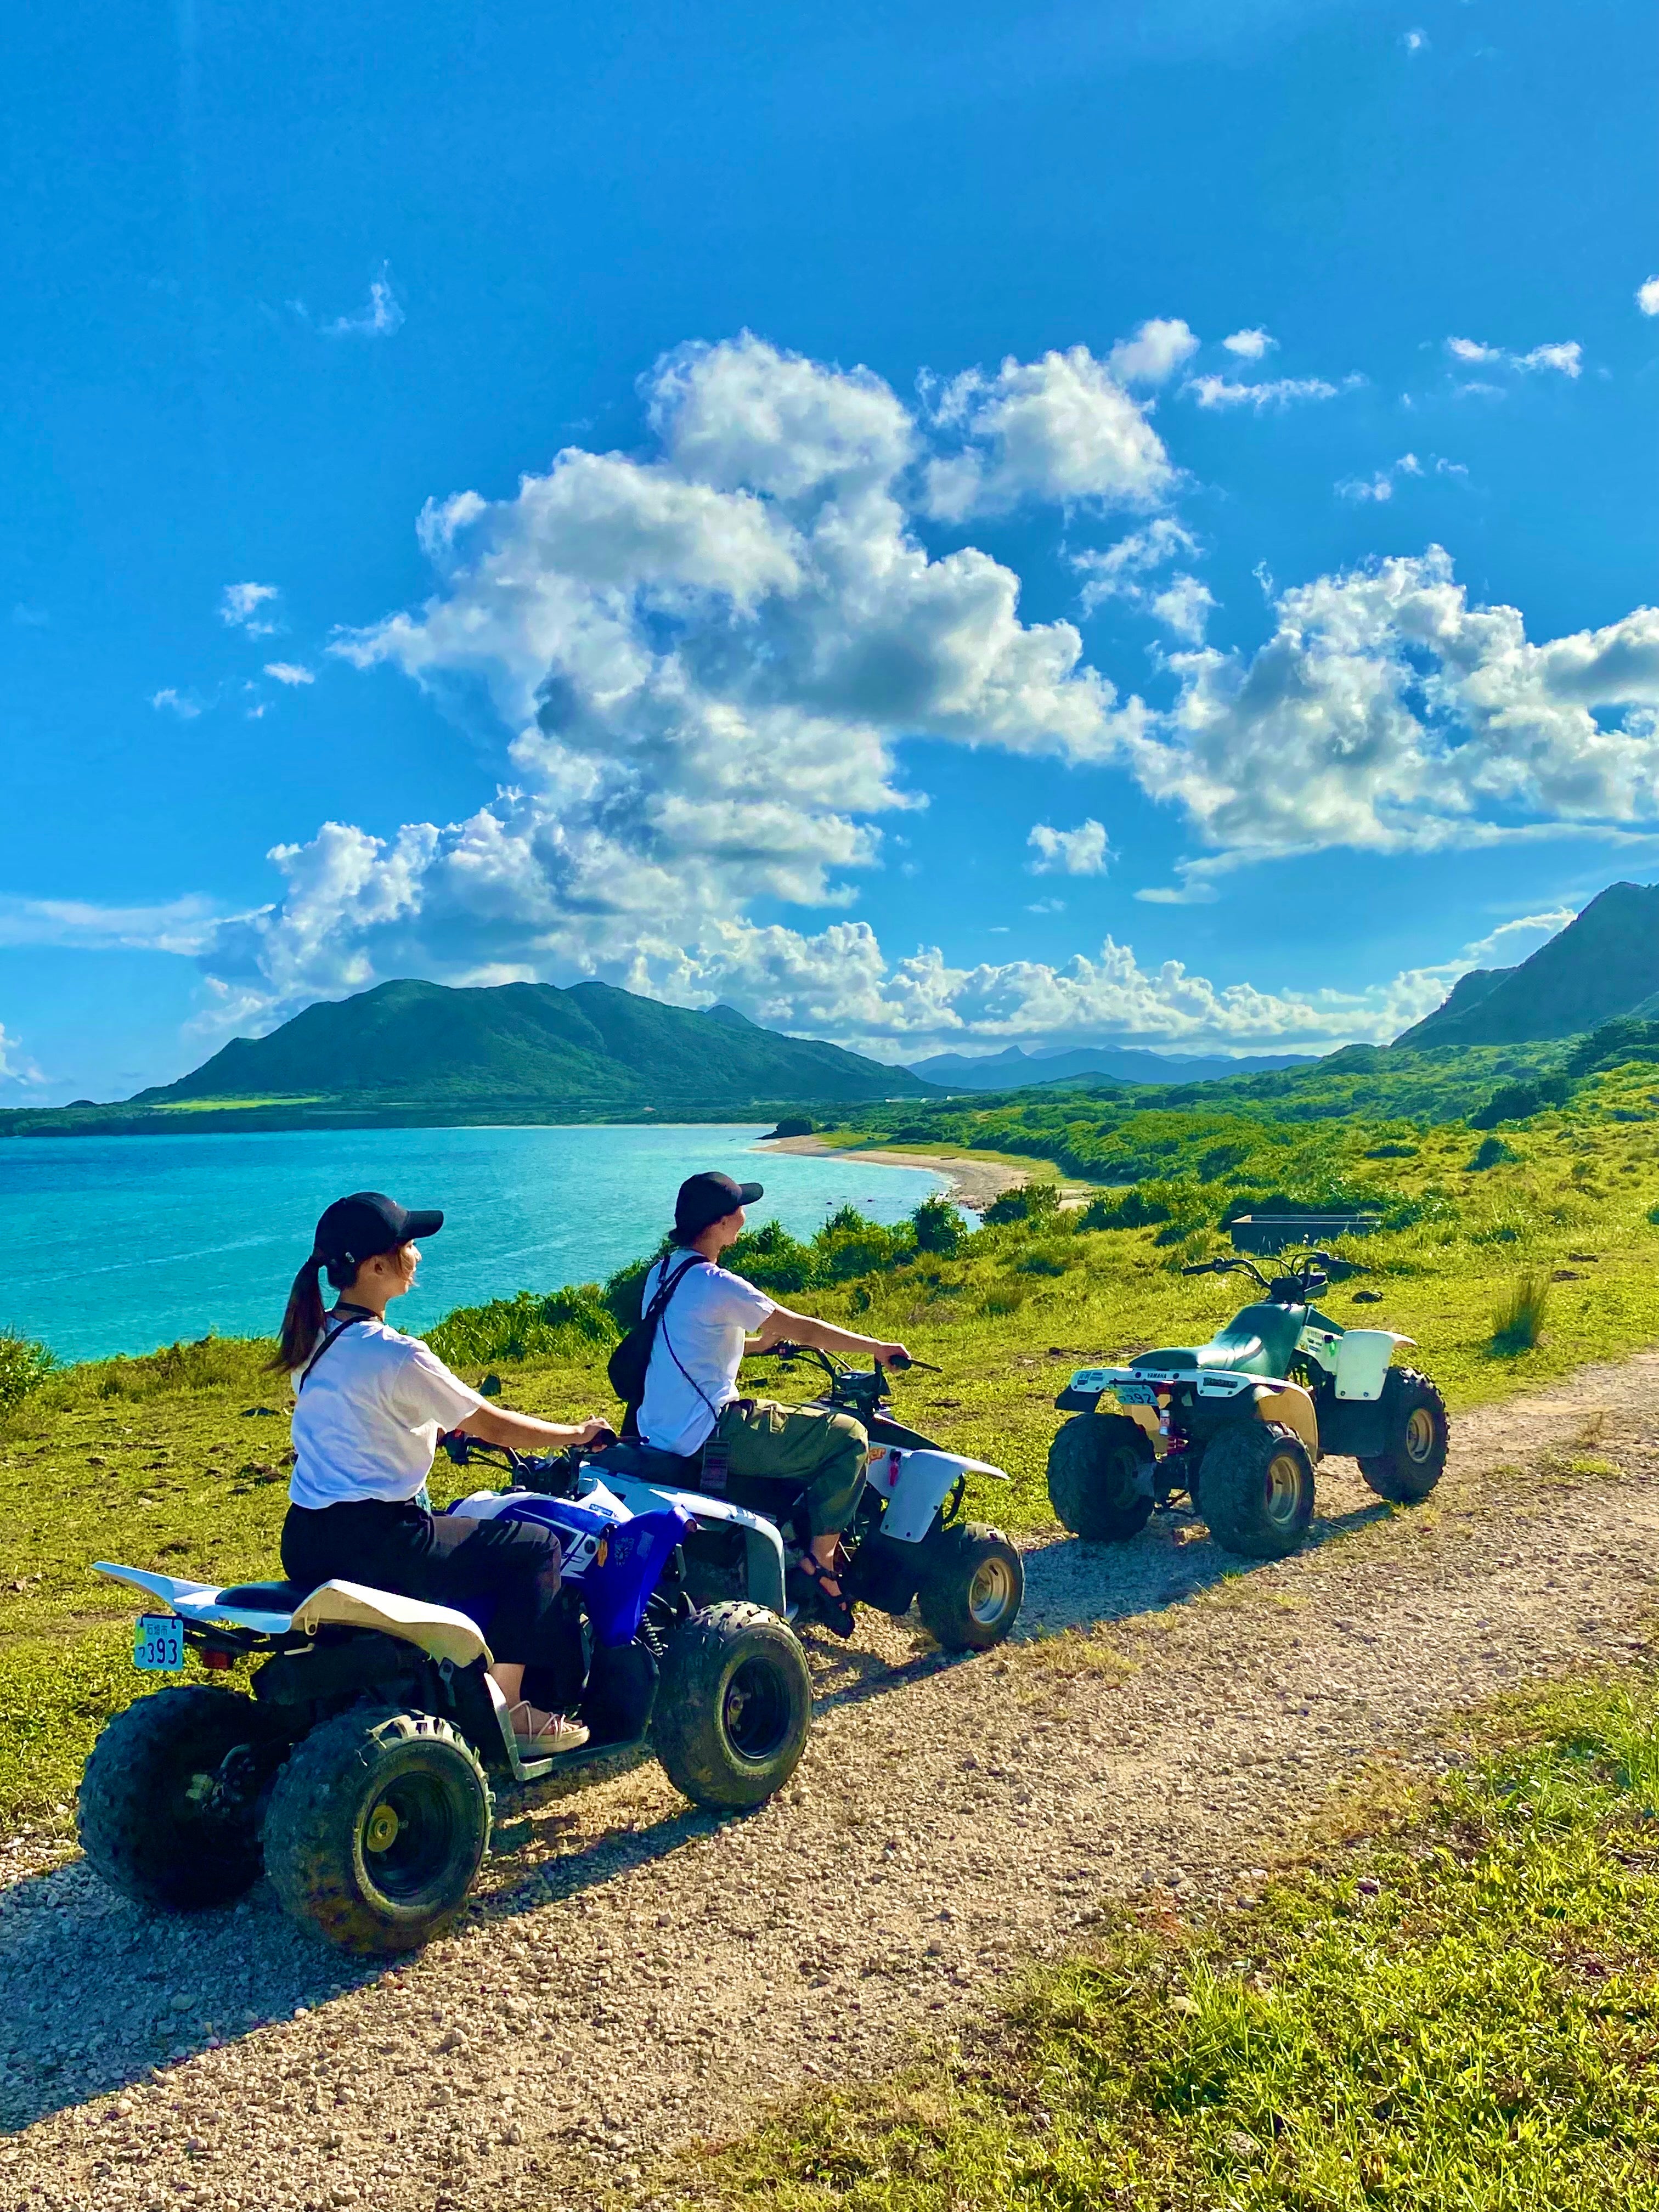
[789,1552,856,1639]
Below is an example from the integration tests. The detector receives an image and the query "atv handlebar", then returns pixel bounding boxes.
[1180,1245,1367,1301]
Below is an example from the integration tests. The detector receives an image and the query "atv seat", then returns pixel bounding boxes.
[214,1579,307,1610]
[1132,1301,1304,1381]
[590,1440,703,1484]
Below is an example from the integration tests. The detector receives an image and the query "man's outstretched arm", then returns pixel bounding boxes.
[748,1304,908,1368]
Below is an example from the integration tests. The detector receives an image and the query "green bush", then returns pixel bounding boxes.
[911,1195,963,1255]
[766,1115,815,1138]
[1468,1134,1517,1171]
[1470,1076,1570,1130]
[0,1331,54,1416]
[982,1181,1062,1227]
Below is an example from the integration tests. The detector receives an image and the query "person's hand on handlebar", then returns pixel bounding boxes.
[873,1341,911,1369]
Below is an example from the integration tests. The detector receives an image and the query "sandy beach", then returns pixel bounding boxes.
[760,1132,1037,1211]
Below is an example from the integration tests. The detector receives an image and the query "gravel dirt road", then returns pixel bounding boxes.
[4,1353,1658,2211]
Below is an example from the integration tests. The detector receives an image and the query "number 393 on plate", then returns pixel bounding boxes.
[133,1615,185,1672]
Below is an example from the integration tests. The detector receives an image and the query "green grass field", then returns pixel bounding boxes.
[2,1051,1658,1835]
[690,1668,1659,2211]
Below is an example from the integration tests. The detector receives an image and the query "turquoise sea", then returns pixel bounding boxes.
[2,1125,947,1365]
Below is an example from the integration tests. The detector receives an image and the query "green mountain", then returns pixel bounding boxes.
[3,977,932,1137]
[1395,884,1659,1047]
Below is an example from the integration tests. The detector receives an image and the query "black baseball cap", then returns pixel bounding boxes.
[674,1171,763,1240]
[311,1191,444,1269]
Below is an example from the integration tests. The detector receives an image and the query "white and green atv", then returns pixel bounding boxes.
[1047,1248,1448,1560]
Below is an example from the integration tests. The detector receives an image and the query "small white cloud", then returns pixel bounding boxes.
[1186,373,1362,410]
[1028,819,1111,876]
[150,687,204,719]
[323,263,404,340]
[1148,575,1216,642]
[1106,318,1200,386]
[922,343,1174,520]
[246,703,269,719]
[263,662,315,686]
[1074,518,1201,615]
[1026,898,1067,915]
[220,582,281,635]
[1435,456,1469,479]
[1221,328,1274,360]
[1639,276,1659,317]
[1445,336,1582,378]
[1337,452,1426,501]
[0,1023,45,1088]
[1403,27,1427,52]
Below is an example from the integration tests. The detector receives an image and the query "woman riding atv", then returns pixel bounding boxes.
[274,1191,613,1756]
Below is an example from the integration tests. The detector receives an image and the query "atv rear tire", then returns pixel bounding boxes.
[78,1684,270,1911]
[1047,1413,1155,1542]
[1359,1368,1448,1504]
[916,1523,1024,1651]
[262,1707,491,1955]
[1198,1422,1316,1560]
[652,1602,811,1809]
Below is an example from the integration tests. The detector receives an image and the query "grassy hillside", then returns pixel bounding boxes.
[5,1047,1659,1832]
[0,975,933,1138]
[1401,881,1659,1048]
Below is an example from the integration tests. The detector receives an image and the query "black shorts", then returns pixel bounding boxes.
[281,1498,581,1709]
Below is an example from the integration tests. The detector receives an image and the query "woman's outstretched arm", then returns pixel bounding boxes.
[459,1404,613,1450]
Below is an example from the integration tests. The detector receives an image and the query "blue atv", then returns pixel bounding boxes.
[78,1437,811,1956]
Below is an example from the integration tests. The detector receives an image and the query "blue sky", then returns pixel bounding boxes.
[2,0,1656,1103]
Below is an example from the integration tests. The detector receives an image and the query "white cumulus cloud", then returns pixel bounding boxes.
[219,583,281,635]
[0,1023,45,1088]
[59,334,1652,1060]
[263,662,315,686]
[1221,328,1274,359]
[1028,819,1111,876]
[1105,318,1200,386]
[1637,277,1659,317]
[922,343,1175,520]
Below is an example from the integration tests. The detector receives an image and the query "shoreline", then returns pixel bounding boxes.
[759,1133,1035,1211]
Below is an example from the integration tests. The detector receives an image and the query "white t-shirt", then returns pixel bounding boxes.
[289,1314,487,1510]
[636,1255,775,1457]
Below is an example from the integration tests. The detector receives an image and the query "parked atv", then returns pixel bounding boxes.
[590,1346,1025,1652]
[80,1442,810,1957]
[1047,1248,1448,1561]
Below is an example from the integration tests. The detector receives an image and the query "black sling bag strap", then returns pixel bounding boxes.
[607,1253,706,1427]
[296,1309,371,1393]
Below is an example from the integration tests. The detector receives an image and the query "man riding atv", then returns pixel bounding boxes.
[634,1171,908,1635]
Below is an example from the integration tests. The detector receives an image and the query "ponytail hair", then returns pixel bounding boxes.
[272,1254,327,1373]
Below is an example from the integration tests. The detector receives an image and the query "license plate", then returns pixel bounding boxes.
[133,1615,185,1672]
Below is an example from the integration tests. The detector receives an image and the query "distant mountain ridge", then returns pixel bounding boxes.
[905,1042,1318,1090]
[1395,884,1659,1047]
[123,976,933,1120]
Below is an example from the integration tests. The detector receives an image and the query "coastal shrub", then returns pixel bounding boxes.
[911,1195,963,1256]
[1470,1076,1570,1130]
[815,1206,915,1284]
[983,1181,1062,1227]
[766,1115,814,1138]
[424,1285,616,1369]
[1468,1134,1517,1171]
[1491,1271,1550,1355]
[1017,1241,1074,1277]
[0,1331,54,1417]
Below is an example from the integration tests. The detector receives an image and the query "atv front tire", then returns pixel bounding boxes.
[1047,1413,1155,1543]
[78,1684,271,1911]
[1359,1368,1449,1504]
[1198,1422,1316,1560]
[916,1523,1024,1651]
[652,1602,811,1809]
[262,1707,491,1955]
